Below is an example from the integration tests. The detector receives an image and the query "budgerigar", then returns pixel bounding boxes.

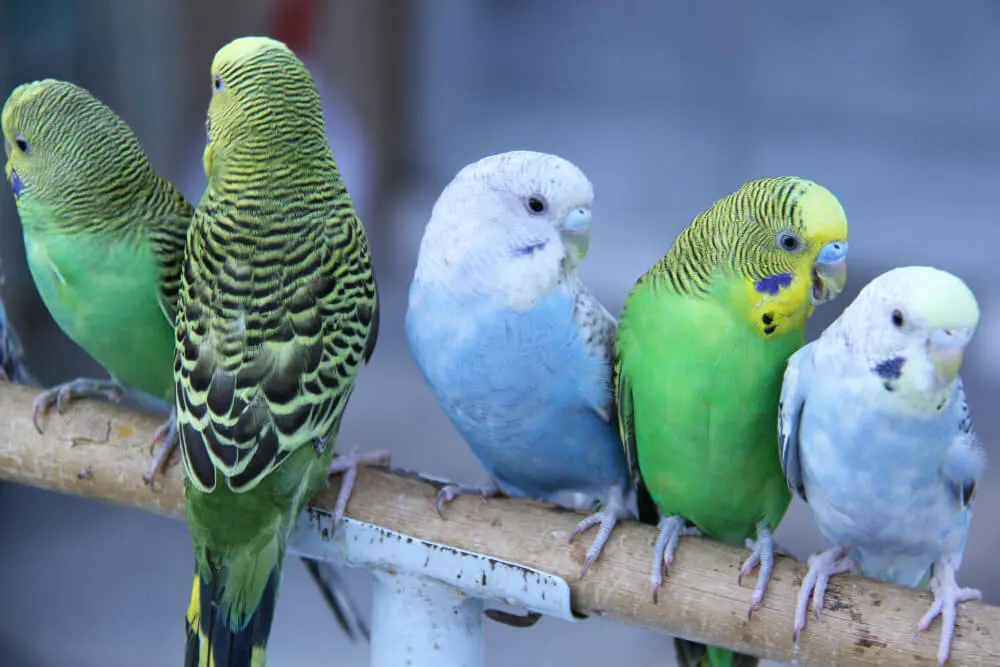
[2,77,371,646]
[2,79,189,480]
[0,262,36,386]
[176,37,385,666]
[614,177,849,667]
[780,266,984,666]
[407,150,642,579]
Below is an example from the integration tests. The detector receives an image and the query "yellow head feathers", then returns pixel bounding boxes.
[202,36,329,182]
[2,79,153,212]
[653,176,849,337]
[211,36,293,69]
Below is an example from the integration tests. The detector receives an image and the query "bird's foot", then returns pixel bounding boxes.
[144,408,178,491]
[569,486,631,578]
[914,557,981,666]
[434,478,501,519]
[792,544,853,645]
[32,378,125,434]
[745,536,793,559]
[327,445,392,526]
[738,524,778,619]
[651,515,702,604]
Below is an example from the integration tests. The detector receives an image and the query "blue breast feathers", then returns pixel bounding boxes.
[406,282,629,501]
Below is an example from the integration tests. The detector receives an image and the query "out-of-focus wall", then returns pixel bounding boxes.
[0,2,997,665]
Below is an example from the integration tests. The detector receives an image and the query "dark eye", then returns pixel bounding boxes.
[14,135,30,153]
[777,230,800,252]
[212,74,225,92]
[527,196,547,214]
[892,309,904,328]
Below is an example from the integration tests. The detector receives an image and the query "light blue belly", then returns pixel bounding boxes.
[799,388,969,584]
[407,284,629,502]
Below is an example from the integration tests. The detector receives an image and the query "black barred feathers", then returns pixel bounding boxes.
[648,176,819,297]
[175,36,379,495]
[1,79,193,313]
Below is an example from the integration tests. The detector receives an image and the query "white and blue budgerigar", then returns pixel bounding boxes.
[406,150,638,578]
[779,265,985,666]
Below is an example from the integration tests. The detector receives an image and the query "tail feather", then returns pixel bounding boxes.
[673,638,759,667]
[301,558,370,642]
[185,565,280,667]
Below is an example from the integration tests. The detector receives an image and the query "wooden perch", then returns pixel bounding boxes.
[0,381,995,666]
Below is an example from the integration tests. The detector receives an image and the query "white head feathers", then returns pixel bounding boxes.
[821,266,979,400]
[412,151,595,308]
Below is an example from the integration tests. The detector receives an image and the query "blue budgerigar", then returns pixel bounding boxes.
[0,262,35,386]
[406,150,638,577]
[779,266,984,666]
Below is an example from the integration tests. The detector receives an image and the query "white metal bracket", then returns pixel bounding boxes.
[290,510,577,622]
[288,504,577,667]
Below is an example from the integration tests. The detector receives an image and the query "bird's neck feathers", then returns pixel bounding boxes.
[209,134,341,196]
[414,225,566,311]
[818,318,960,417]
[18,178,157,239]
[644,217,813,338]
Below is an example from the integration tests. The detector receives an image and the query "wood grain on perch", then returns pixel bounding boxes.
[0,381,995,666]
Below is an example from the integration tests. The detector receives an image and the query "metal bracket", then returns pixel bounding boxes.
[290,510,576,623]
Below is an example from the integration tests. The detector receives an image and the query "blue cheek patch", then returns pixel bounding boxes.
[874,356,906,380]
[754,272,794,296]
[513,241,547,257]
[10,172,23,197]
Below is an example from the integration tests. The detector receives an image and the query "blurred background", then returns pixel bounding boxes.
[0,1,998,665]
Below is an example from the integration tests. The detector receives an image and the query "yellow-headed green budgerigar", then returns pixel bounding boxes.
[1,78,190,483]
[2,78,373,646]
[614,177,848,667]
[176,36,385,666]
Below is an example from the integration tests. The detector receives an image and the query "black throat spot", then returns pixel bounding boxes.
[874,356,906,381]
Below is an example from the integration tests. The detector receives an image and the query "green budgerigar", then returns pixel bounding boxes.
[614,177,849,667]
[176,36,385,666]
[2,79,190,482]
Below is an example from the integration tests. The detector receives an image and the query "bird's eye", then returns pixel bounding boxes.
[212,74,225,93]
[777,230,801,252]
[527,195,547,214]
[892,309,905,328]
[14,135,30,153]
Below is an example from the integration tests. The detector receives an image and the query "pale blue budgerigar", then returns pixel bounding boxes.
[0,262,35,386]
[779,266,984,666]
[406,150,642,578]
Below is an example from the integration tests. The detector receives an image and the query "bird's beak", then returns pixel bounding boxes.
[810,240,848,305]
[929,328,973,385]
[560,207,592,264]
[3,138,11,183]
